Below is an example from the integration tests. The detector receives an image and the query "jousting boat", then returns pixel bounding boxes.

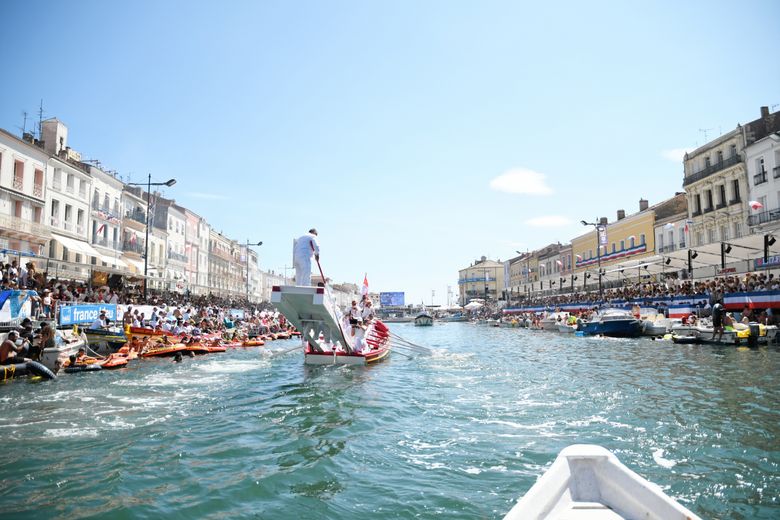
[271,285,390,365]
[504,444,701,520]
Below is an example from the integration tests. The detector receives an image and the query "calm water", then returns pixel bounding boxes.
[1,323,778,519]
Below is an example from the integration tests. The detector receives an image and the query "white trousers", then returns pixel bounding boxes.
[294,257,312,286]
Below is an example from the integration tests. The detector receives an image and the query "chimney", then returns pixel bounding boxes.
[599,217,608,226]
[761,106,770,119]
[22,132,34,143]
[617,209,625,220]
[639,198,649,211]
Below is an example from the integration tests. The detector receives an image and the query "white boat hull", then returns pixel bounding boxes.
[504,444,701,520]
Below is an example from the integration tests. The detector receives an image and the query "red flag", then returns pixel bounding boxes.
[96,223,106,234]
[361,273,369,295]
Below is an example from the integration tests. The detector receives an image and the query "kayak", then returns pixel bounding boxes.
[504,445,701,519]
[205,345,227,353]
[185,344,210,355]
[241,339,265,347]
[100,354,129,369]
[141,344,187,358]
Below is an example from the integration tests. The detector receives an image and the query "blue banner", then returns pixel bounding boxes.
[380,292,405,306]
[754,255,780,269]
[59,304,118,326]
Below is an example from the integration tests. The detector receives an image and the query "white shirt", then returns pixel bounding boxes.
[293,233,319,261]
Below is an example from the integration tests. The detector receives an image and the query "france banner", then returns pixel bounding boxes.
[59,304,118,326]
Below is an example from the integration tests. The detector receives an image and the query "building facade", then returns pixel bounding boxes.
[0,129,50,261]
[458,256,505,304]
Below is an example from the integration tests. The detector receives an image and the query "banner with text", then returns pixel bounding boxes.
[59,304,118,326]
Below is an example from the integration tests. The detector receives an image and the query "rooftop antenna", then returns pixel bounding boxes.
[19,110,28,136]
[698,128,712,142]
[37,99,45,140]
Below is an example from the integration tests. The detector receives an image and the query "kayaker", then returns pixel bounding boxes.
[293,228,319,286]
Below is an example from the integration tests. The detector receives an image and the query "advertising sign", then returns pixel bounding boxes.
[754,255,780,270]
[59,304,118,326]
[379,292,405,307]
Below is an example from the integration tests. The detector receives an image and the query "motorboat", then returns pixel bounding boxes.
[40,327,87,373]
[671,318,776,346]
[540,312,569,332]
[504,444,701,519]
[556,322,577,333]
[83,326,128,354]
[414,311,434,326]
[639,308,674,336]
[272,285,390,366]
[578,308,642,338]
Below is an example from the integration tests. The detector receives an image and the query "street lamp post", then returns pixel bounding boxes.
[245,240,263,302]
[127,174,176,302]
[581,220,604,299]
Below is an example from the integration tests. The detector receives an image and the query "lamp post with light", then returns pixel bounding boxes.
[126,174,176,302]
[245,240,263,302]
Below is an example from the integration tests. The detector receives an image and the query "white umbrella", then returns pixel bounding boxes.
[464,301,483,310]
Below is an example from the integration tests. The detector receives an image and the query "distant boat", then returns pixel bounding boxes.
[578,308,642,337]
[414,311,433,326]
[504,444,701,520]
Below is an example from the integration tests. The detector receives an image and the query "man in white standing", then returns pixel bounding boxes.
[293,229,320,286]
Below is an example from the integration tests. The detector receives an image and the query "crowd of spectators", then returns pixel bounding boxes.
[1,260,273,322]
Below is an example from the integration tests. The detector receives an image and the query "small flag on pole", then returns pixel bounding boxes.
[96,223,106,234]
[361,273,369,295]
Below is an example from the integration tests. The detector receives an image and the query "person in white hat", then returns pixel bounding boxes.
[292,228,320,286]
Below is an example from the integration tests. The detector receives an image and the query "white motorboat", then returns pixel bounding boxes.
[540,312,569,332]
[556,322,577,333]
[40,327,87,373]
[271,285,390,365]
[414,312,434,326]
[504,444,701,520]
[639,308,674,336]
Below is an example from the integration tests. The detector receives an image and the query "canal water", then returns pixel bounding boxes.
[0,323,778,519]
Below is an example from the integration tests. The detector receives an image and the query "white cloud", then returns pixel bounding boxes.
[660,148,691,162]
[489,168,553,195]
[185,191,228,200]
[524,215,571,227]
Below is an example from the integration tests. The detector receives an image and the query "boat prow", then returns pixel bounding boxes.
[504,444,701,520]
[271,285,391,365]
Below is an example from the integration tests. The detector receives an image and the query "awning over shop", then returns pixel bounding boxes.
[51,233,101,258]
[126,258,146,274]
[96,253,128,269]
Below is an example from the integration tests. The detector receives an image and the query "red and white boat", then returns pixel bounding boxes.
[271,285,390,365]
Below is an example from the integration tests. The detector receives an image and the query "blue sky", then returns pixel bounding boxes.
[2,0,778,305]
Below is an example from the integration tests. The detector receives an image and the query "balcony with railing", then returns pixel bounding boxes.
[13,175,23,191]
[168,250,188,263]
[679,241,686,248]
[683,155,742,186]
[657,244,676,253]
[124,209,147,225]
[122,240,145,254]
[33,183,43,198]
[747,207,780,227]
[754,170,768,185]
[93,235,121,250]
[65,184,75,194]
[0,212,51,238]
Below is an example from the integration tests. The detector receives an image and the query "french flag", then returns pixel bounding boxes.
[668,304,694,318]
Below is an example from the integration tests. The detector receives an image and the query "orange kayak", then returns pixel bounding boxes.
[100,354,129,369]
[186,344,210,355]
[206,345,227,353]
[141,344,187,358]
[242,339,265,347]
